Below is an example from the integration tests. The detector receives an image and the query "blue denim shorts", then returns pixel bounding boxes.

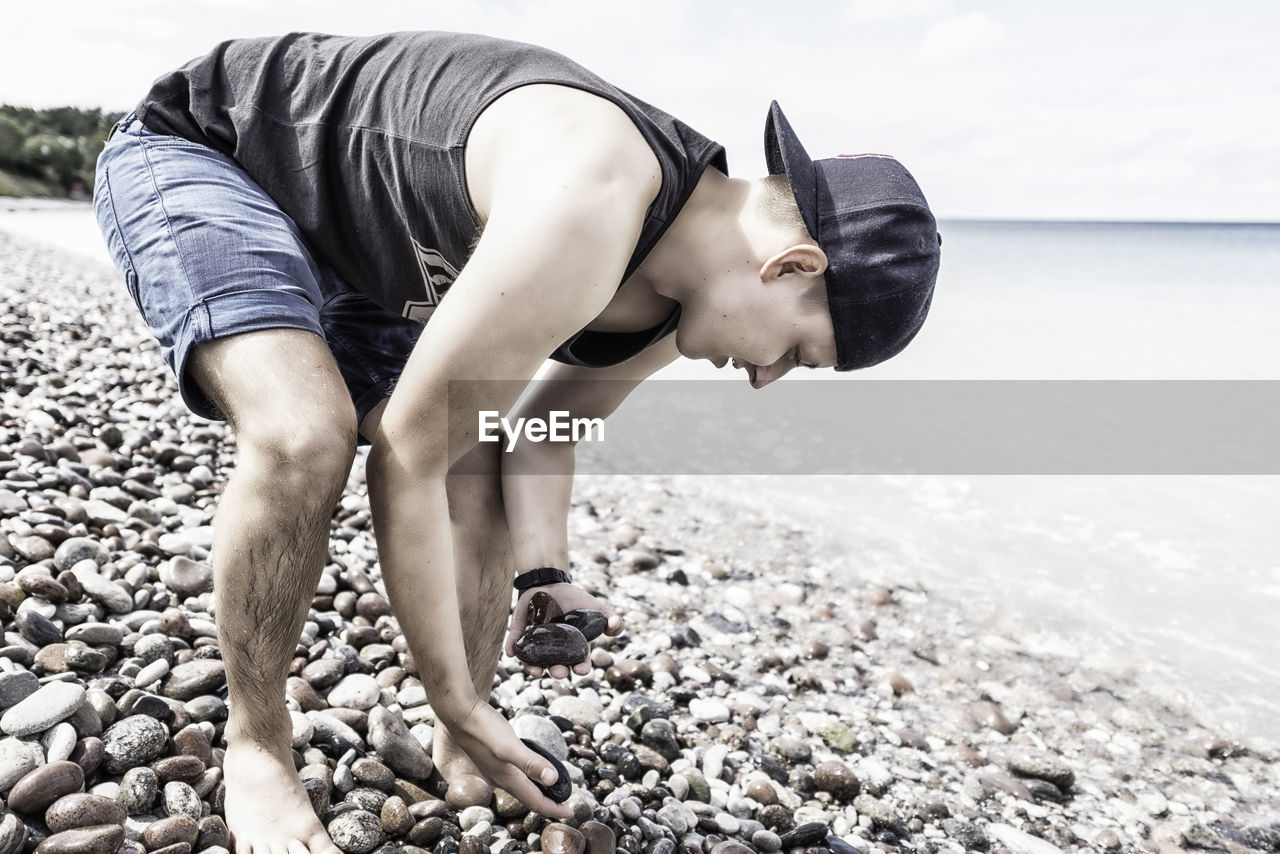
[93,113,422,425]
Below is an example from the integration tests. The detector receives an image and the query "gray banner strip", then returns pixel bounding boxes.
[450,380,1280,475]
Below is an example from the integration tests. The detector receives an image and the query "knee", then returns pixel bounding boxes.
[236,410,358,493]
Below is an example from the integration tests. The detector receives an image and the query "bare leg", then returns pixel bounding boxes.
[191,330,355,854]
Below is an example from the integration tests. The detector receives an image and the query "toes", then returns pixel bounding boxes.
[287,840,310,854]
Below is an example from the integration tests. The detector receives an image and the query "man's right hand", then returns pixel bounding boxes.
[446,696,575,818]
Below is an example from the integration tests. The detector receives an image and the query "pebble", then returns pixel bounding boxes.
[329,673,382,709]
[986,824,1066,853]
[328,809,385,853]
[367,704,433,779]
[689,698,730,723]
[142,815,199,849]
[513,624,589,668]
[0,681,86,736]
[44,793,127,833]
[512,713,569,760]
[162,659,226,700]
[117,766,159,814]
[547,696,601,729]
[969,700,1018,735]
[1003,746,1076,790]
[446,774,493,809]
[541,822,586,854]
[380,795,413,836]
[0,737,40,793]
[814,760,860,801]
[31,824,125,854]
[102,714,169,772]
[162,780,202,821]
[7,761,85,814]
[160,556,213,596]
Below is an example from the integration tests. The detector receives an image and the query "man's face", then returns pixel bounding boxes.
[676,274,838,387]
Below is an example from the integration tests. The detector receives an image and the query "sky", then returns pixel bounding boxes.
[2,0,1277,221]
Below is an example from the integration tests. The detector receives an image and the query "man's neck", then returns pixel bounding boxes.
[633,168,754,302]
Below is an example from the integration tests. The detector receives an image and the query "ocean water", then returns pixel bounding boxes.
[3,207,1278,739]
[704,221,1280,741]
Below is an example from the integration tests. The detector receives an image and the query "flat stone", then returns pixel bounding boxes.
[969,700,1018,735]
[0,670,40,708]
[142,815,199,849]
[541,823,586,854]
[380,795,413,836]
[0,812,26,854]
[328,673,381,710]
[0,737,40,793]
[162,660,225,701]
[986,824,1066,854]
[1,681,86,736]
[688,698,730,723]
[814,760,860,801]
[102,715,169,773]
[511,714,568,761]
[445,774,492,810]
[196,815,230,850]
[513,624,589,668]
[547,696,601,729]
[65,622,125,645]
[7,760,86,814]
[33,824,125,854]
[53,537,109,571]
[160,556,213,597]
[580,820,615,854]
[328,809,384,853]
[16,610,63,646]
[1003,747,1076,790]
[45,792,127,832]
[117,766,159,814]
[41,721,78,763]
[162,780,202,821]
[70,568,133,613]
[779,821,829,848]
[367,705,432,780]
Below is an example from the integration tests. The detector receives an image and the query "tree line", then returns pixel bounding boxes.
[0,105,119,197]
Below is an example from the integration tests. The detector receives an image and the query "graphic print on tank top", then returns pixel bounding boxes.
[404,238,460,322]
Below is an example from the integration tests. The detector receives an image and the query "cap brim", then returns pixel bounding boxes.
[764,101,820,241]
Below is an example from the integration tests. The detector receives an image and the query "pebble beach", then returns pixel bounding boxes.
[1,226,1278,854]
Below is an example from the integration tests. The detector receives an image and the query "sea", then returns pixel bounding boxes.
[3,205,1278,740]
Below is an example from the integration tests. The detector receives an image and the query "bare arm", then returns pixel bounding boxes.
[500,335,681,675]
[365,86,661,816]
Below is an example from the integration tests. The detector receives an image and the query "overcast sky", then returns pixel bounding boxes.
[2,0,1277,221]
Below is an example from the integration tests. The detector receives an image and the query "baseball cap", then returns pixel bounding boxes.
[764,101,941,371]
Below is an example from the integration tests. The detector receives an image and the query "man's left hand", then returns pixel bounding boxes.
[505,582,623,679]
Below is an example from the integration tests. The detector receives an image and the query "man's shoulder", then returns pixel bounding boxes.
[466,84,662,224]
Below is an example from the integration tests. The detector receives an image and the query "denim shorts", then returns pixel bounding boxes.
[93,113,423,425]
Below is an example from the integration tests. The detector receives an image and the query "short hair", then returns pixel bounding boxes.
[758,175,828,310]
[758,173,809,237]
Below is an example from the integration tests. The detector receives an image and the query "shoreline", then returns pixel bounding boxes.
[1,229,1278,853]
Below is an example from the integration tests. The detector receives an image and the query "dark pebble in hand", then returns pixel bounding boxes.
[559,609,607,641]
[521,739,572,803]
[514,624,589,668]
[527,591,564,626]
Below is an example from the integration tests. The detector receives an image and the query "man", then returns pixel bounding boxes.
[94,31,940,854]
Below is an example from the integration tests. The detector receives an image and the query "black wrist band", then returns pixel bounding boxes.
[514,567,570,592]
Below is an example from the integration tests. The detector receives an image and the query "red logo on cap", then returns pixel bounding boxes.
[837,152,893,159]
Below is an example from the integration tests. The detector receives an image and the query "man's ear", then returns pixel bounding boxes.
[760,244,828,283]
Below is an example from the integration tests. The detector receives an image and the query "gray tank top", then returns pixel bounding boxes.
[137,31,726,367]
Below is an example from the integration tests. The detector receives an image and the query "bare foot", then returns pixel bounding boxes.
[223,736,343,854]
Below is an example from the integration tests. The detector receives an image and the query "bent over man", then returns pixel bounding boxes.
[94,31,941,854]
